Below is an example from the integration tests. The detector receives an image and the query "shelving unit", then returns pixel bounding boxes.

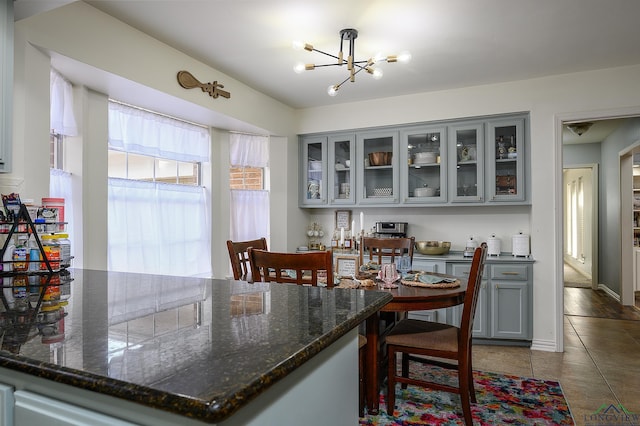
[0,203,71,352]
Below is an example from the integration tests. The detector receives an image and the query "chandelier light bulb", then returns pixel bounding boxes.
[293,63,306,73]
[292,40,304,50]
[397,51,412,63]
[327,85,339,96]
[373,52,385,63]
[372,68,384,80]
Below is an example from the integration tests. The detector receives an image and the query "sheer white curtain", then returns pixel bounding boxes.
[229,134,269,242]
[49,69,77,259]
[107,102,211,277]
[108,179,210,277]
[50,69,78,136]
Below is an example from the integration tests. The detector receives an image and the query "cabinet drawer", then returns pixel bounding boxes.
[449,263,487,280]
[490,264,529,281]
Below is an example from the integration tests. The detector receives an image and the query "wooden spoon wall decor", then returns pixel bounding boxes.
[177,70,230,99]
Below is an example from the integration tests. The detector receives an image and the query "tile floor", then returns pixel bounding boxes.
[472,287,640,426]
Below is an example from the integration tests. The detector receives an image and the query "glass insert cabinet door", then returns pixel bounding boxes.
[328,134,355,204]
[400,125,447,203]
[357,130,399,204]
[449,122,484,203]
[487,118,525,202]
[300,136,327,205]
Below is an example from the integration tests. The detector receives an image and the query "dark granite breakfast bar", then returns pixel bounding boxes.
[0,269,392,425]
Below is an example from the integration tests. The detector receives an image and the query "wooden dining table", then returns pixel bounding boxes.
[362,275,467,415]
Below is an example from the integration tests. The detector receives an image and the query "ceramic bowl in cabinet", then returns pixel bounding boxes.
[413,152,437,164]
[414,187,436,197]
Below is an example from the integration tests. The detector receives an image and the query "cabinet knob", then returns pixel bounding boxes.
[501,271,520,276]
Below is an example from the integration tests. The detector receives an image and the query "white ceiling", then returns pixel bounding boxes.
[14,0,640,112]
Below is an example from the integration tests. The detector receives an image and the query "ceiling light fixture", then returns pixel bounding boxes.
[566,122,594,136]
[293,28,411,96]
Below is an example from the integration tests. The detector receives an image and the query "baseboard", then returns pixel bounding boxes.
[530,339,559,352]
[597,284,620,302]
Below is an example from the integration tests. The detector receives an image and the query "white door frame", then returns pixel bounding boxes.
[562,164,599,290]
[619,141,640,305]
[555,106,640,352]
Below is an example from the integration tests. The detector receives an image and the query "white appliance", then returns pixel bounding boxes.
[487,234,501,256]
[512,232,530,257]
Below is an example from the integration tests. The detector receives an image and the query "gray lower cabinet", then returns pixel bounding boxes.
[0,383,14,426]
[446,260,532,342]
[14,391,136,426]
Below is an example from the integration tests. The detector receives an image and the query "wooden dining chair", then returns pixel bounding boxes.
[385,242,488,426]
[226,237,268,280]
[247,248,334,287]
[359,236,415,266]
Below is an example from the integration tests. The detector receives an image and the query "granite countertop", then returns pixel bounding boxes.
[0,269,392,423]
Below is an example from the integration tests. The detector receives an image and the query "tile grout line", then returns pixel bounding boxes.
[566,315,622,406]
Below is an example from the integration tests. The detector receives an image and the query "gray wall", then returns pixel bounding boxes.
[563,118,640,295]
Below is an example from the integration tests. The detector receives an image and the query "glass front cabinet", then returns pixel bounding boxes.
[300,136,327,206]
[298,113,529,208]
[357,130,400,205]
[449,122,484,203]
[400,125,447,204]
[327,134,356,205]
[486,117,526,202]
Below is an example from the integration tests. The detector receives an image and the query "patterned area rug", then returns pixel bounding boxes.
[360,362,574,425]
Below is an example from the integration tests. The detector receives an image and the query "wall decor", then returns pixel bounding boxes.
[177,70,230,99]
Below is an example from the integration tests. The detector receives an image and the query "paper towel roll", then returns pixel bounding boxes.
[512,233,530,257]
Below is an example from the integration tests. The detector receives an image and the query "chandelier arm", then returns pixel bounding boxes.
[310,48,346,64]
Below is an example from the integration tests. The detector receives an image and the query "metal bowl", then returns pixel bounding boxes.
[415,241,451,255]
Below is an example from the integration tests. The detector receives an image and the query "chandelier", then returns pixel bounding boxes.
[293,28,411,96]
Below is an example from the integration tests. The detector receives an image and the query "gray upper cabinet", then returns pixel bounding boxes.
[300,135,328,206]
[0,0,13,172]
[486,117,526,202]
[400,125,448,204]
[327,133,356,205]
[449,121,485,203]
[357,129,400,205]
[298,113,529,208]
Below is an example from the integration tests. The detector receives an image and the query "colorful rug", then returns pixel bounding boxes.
[360,362,574,425]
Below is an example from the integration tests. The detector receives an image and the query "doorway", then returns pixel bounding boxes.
[562,166,597,290]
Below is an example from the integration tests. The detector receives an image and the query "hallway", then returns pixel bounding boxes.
[472,287,640,425]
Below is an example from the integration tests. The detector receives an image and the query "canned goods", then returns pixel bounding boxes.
[40,235,61,270]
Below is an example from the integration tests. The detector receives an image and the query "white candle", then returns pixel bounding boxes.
[351,220,355,237]
[340,227,345,246]
[360,212,364,233]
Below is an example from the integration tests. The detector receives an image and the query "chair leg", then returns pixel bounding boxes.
[467,347,476,404]
[359,344,366,417]
[400,352,409,389]
[458,363,473,426]
[386,347,396,415]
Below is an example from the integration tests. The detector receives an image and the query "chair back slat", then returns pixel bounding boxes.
[359,236,415,266]
[226,238,268,280]
[248,249,334,287]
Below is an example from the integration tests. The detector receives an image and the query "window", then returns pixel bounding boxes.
[107,101,211,277]
[50,132,64,170]
[229,133,269,244]
[230,166,264,190]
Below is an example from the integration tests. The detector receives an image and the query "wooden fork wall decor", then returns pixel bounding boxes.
[177,70,231,99]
